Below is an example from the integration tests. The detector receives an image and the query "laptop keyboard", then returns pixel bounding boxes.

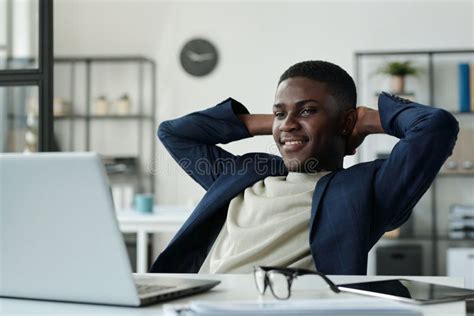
[136,283,174,295]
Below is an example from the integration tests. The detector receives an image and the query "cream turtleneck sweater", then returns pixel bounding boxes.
[199,171,330,274]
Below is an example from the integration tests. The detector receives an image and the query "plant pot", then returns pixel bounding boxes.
[390,75,405,94]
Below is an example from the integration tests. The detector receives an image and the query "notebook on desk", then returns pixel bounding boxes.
[163,298,422,316]
[0,152,219,306]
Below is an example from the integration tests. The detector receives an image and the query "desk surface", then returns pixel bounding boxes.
[116,206,190,231]
[116,206,192,273]
[0,274,467,315]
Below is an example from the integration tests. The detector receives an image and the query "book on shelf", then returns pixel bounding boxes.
[471,64,474,112]
[458,63,470,112]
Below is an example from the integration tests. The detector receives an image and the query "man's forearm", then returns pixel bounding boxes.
[238,114,274,136]
[360,108,384,135]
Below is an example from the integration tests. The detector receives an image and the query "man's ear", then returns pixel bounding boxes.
[340,109,357,135]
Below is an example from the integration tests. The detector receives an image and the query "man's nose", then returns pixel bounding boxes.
[279,114,300,132]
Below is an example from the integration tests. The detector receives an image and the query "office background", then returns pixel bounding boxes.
[1,0,474,281]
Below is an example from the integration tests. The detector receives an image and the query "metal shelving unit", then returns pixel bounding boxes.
[51,56,157,272]
[54,56,157,194]
[355,49,474,276]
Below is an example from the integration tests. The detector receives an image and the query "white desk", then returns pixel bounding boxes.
[116,206,191,273]
[0,274,468,315]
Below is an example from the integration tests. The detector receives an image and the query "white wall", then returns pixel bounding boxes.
[54,0,474,206]
[0,0,6,45]
[12,0,37,59]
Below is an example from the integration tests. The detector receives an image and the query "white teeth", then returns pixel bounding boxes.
[285,140,305,145]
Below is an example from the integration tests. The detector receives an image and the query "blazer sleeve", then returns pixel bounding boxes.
[372,92,459,233]
[157,97,253,190]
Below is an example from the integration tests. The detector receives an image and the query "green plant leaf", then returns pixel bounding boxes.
[374,61,422,77]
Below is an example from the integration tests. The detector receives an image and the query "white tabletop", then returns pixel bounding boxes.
[115,206,192,273]
[116,205,191,233]
[0,274,467,315]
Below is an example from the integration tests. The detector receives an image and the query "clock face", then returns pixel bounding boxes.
[180,38,218,77]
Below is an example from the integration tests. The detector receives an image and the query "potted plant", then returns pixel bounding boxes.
[375,61,421,94]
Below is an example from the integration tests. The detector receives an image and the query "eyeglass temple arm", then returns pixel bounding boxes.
[296,269,341,293]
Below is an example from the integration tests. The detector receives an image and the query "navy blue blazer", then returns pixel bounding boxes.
[150,92,458,275]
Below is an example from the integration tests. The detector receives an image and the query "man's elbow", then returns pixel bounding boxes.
[429,109,459,137]
[433,109,459,155]
[157,120,173,142]
[438,109,459,133]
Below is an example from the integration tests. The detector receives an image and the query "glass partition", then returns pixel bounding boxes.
[0,0,39,70]
[0,85,39,152]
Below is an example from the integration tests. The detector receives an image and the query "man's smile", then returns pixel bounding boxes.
[279,137,310,152]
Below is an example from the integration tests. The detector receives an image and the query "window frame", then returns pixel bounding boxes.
[0,0,54,151]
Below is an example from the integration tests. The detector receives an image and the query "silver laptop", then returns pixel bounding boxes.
[0,152,219,306]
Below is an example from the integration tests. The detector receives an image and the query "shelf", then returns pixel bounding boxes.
[8,113,154,121]
[437,172,474,178]
[52,54,157,195]
[382,235,433,241]
[382,236,474,242]
[356,48,474,276]
[449,111,474,115]
[437,237,474,242]
[355,48,474,56]
[54,114,154,121]
[55,56,154,63]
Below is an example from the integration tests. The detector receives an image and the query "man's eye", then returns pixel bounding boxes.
[301,109,317,116]
[274,112,285,119]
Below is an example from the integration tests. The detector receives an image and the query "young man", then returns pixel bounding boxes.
[150,61,458,275]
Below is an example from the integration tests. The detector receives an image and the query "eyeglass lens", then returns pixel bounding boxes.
[268,271,290,299]
[254,268,266,294]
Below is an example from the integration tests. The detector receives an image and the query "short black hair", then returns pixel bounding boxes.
[279,60,357,110]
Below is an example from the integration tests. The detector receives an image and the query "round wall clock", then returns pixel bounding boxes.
[180,38,219,77]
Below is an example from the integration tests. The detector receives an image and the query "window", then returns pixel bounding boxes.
[0,0,53,152]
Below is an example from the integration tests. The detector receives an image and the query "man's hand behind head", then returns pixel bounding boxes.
[344,106,384,156]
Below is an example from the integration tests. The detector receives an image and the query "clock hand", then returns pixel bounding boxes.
[195,53,215,62]
[186,51,202,62]
[186,51,215,62]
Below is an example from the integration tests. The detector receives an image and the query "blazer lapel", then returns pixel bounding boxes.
[171,154,287,246]
[309,172,336,240]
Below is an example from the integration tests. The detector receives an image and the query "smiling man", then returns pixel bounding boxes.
[271,76,358,173]
[150,61,458,275]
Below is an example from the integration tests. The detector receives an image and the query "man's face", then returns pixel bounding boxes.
[272,77,344,172]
